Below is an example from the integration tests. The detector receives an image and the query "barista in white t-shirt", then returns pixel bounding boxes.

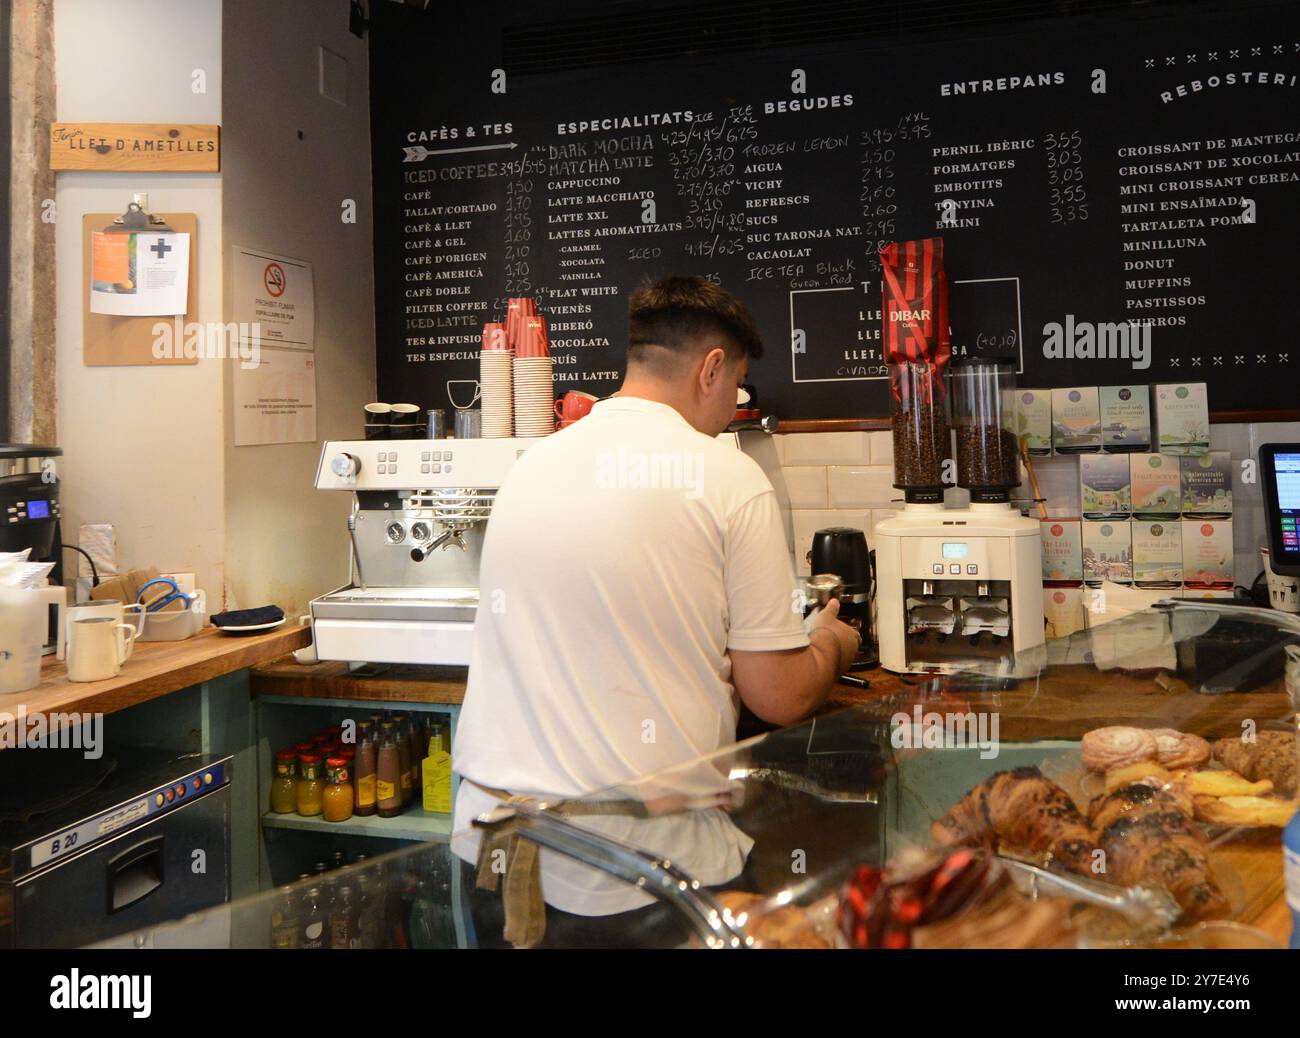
[451,275,860,947]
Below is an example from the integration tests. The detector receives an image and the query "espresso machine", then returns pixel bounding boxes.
[874,357,1044,675]
[309,437,539,666]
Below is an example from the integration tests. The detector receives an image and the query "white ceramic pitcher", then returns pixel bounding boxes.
[0,584,67,694]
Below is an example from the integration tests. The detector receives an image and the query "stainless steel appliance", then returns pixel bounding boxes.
[309,437,540,666]
[0,750,231,948]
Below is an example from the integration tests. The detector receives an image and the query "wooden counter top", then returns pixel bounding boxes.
[8,624,312,745]
[827,664,1297,739]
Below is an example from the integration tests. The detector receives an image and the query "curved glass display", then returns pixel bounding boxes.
[104,601,1300,950]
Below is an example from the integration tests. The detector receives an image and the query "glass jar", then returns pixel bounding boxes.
[951,358,1021,501]
[323,756,354,822]
[270,750,298,814]
[296,753,325,816]
[889,360,951,502]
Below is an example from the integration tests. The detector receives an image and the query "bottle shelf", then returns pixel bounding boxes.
[262,809,452,843]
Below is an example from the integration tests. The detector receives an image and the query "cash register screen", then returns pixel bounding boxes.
[1272,452,1300,553]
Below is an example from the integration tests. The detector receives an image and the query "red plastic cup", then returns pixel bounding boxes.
[481,322,509,352]
[517,316,550,358]
[505,298,538,351]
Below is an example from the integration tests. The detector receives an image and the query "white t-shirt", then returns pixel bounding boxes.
[451,395,808,915]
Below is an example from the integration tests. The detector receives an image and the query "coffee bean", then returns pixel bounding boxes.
[956,423,1020,488]
[892,399,950,488]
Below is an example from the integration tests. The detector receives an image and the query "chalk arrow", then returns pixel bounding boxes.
[402,142,518,162]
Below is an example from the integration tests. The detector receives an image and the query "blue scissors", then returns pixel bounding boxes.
[137,577,194,613]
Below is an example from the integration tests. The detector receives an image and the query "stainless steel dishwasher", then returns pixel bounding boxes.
[0,749,232,948]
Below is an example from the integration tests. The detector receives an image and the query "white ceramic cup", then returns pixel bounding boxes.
[67,616,136,682]
[67,599,145,652]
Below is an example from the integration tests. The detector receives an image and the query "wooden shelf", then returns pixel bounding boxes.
[261,808,452,843]
[251,659,467,705]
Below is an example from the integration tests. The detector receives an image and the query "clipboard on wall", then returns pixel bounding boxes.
[81,212,199,366]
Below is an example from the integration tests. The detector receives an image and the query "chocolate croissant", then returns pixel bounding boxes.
[930,766,1101,876]
[1090,784,1229,921]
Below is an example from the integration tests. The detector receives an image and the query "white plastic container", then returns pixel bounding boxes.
[138,590,207,641]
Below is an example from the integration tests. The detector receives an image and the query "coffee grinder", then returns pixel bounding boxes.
[874,356,1044,675]
[807,526,876,666]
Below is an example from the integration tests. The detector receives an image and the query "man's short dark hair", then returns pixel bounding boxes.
[627,276,763,373]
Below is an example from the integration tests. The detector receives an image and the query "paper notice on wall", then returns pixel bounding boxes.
[89,231,190,315]
[232,246,315,350]
[233,347,317,446]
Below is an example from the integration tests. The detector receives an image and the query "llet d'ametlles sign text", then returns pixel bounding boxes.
[50,123,220,172]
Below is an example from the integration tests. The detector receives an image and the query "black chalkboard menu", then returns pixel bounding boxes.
[369,2,1300,420]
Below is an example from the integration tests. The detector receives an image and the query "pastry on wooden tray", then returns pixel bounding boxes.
[1103,761,1171,793]
[1082,726,1159,772]
[1193,794,1299,829]
[1212,732,1298,798]
[1179,769,1273,799]
[1150,728,1211,770]
[1088,783,1229,921]
[930,766,1100,875]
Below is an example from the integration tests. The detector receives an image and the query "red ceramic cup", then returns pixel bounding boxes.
[554,390,597,421]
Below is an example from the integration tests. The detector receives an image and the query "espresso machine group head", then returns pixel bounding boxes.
[309,437,539,666]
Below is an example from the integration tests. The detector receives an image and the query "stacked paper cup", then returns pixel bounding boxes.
[512,314,555,437]
[480,322,513,437]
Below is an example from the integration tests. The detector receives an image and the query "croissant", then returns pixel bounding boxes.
[1213,732,1298,797]
[930,766,1100,875]
[1090,785,1229,921]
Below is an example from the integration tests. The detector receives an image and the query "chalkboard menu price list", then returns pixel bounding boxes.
[372,4,1300,419]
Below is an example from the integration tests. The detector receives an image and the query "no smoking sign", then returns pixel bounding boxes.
[264,261,286,297]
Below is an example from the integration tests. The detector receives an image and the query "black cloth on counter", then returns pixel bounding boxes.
[210,604,285,628]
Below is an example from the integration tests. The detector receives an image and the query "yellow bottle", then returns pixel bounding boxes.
[421,738,452,814]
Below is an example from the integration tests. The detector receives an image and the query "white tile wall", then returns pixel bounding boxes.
[827,465,898,509]
[778,431,871,466]
[782,466,828,509]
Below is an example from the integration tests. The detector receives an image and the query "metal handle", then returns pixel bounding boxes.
[473,800,751,948]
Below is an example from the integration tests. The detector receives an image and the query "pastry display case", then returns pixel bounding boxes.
[104,601,1300,950]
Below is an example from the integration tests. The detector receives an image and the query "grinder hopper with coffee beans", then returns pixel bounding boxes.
[871,238,1045,676]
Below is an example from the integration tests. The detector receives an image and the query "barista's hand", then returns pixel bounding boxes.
[810,598,861,674]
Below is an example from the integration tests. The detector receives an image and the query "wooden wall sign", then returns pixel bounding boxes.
[50,123,220,172]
